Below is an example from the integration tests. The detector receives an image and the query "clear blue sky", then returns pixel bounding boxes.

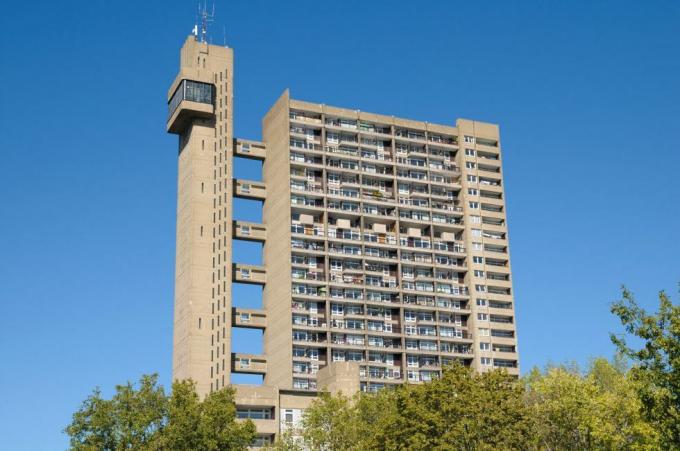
[1,0,679,449]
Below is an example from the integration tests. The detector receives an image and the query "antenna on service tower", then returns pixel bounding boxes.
[195,2,215,43]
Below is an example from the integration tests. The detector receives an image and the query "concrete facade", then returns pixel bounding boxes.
[167,35,519,446]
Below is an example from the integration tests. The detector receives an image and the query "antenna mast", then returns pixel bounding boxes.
[197,2,215,43]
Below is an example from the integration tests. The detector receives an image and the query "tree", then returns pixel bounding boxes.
[65,374,167,451]
[65,375,255,451]
[610,286,680,449]
[279,360,661,451]
[156,379,255,450]
[274,364,532,451]
[524,365,598,450]
[378,365,532,450]
[524,359,659,450]
[296,392,360,451]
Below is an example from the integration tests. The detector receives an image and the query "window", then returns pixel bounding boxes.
[479,327,490,336]
[471,228,482,237]
[252,436,272,447]
[327,132,339,144]
[478,313,489,321]
[348,351,363,361]
[475,284,487,292]
[465,148,475,156]
[467,175,477,182]
[473,242,483,251]
[474,270,485,277]
[468,188,478,196]
[465,162,476,169]
[237,408,272,420]
[332,350,345,362]
[470,215,481,224]
[440,327,454,337]
[168,79,214,118]
[480,342,491,351]
[420,340,437,351]
[473,256,484,264]
[464,135,475,143]
[469,201,479,209]
[476,298,487,307]
[481,357,492,366]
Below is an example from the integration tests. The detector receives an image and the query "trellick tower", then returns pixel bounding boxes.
[167,33,233,396]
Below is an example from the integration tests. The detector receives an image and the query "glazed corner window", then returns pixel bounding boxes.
[168,79,215,117]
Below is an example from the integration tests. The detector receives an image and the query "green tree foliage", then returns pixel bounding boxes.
[275,364,532,451]
[65,375,255,451]
[525,358,659,450]
[611,286,680,449]
[275,361,660,451]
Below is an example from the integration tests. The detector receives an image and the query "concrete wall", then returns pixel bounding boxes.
[262,91,294,388]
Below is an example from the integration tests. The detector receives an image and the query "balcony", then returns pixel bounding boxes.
[290,153,323,167]
[428,135,458,146]
[328,228,362,242]
[290,111,323,125]
[395,129,426,142]
[493,359,518,370]
[292,270,326,284]
[475,137,499,149]
[291,196,325,210]
[167,79,214,134]
[234,139,266,160]
[233,179,266,201]
[478,163,501,174]
[290,139,323,152]
[292,315,328,329]
[291,238,325,253]
[233,263,266,285]
[429,161,459,172]
[233,221,266,242]
[232,308,266,329]
[291,221,325,238]
[232,353,267,375]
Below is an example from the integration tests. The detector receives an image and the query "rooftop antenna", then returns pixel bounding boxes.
[197,1,215,43]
